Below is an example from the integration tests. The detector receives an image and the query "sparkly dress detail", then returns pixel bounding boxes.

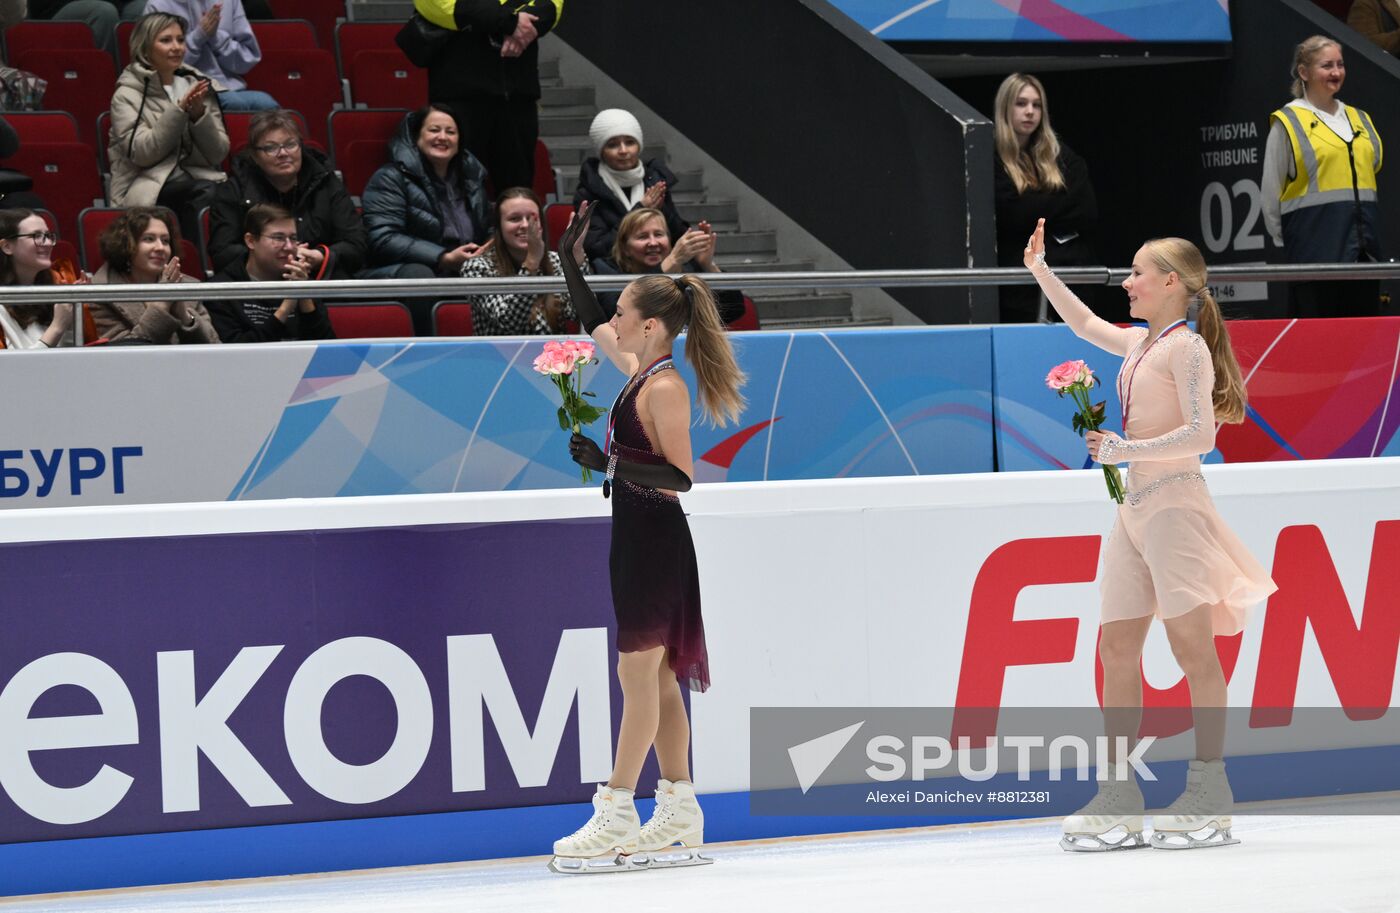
[606,361,709,691]
[1032,258,1277,633]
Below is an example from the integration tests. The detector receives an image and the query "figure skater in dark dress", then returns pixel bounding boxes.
[549,201,746,873]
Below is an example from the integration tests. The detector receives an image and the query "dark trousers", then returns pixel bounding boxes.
[156,176,218,253]
[438,94,538,196]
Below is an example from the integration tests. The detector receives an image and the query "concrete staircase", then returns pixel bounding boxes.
[347,2,887,329]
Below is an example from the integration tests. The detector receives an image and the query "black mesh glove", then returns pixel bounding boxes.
[558,201,610,335]
[569,433,693,493]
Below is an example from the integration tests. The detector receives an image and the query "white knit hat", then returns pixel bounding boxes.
[589,109,644,157]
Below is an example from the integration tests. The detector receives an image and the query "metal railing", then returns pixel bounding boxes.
[0,261,1394,307]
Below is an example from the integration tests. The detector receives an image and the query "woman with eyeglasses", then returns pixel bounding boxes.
[207,109,368,280]
[108,12,230,246]
[0,209,77,349]
[89,206,219,345]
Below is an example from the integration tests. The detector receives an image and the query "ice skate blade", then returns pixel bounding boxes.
[1059,830,1148,853]
[1150,825,1240,850]
[548,850,714,874]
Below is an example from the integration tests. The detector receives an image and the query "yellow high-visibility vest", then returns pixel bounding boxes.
[415,0,564,31]
[1271,103,1383,216]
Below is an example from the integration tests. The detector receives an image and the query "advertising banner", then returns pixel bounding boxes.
[0,329,995,510]
[992,318,1400,471]
[3,459,1396,856]
[832,0,1232,42]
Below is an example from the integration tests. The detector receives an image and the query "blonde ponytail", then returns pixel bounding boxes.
[1144,238,1248,424]
[1195,289,1247,424]
[680,275,746,426]
[629,274,747,427]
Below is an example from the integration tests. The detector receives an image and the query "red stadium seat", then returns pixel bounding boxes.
[78,206,122,272]
[269,0,339,48]
[327,108,405,197]
[3,21,95,60]
[334,21,399,76]
[4,111,81,144]
[543,202,574,247]
[251,19,319,51]
[116,21,135,68]
[243,49,343,149]
[327,302,413,338]
[14,49,116,149]
[178,239,203,279]
[432,301,475,337]
[347,50,426,109]
[5,142,104,243]
[534,139,558,203]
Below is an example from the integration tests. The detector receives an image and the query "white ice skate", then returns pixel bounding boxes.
[1151,759,1240,850]
[1060,775,1148,853]
[548,785,643,874]
[633,779,714,870]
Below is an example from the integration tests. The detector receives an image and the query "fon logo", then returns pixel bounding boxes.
[0,630,614,826]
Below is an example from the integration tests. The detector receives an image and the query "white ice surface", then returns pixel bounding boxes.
[7,801,1400,913]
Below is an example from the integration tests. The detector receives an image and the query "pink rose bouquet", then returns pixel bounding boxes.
[534,340,607,483]
[1046,359,1125,504]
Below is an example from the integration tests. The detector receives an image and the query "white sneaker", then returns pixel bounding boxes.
[1060,773,1147,852]
[1151,759,1239,849]
[638,779,705,852]
[553,785,641,858]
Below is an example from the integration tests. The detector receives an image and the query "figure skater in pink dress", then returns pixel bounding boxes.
[1025,218,1277,852]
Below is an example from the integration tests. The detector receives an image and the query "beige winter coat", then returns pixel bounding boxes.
[107,62,230,208]
[88,264,220,345]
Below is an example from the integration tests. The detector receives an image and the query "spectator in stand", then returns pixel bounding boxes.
[992,73,1099,323]
[1348,0,1400,56]
[360,104,492,335]
[88,205,218,343]
[425,0,561,192]
[24,1,147,58]
[208,109,367,279]
[207,203,334,343]
[0,208,76,348]
[1262,35,1384,317]
[573,108,687,264]
[459,186,583,335]
[108,12,229,244]
[592,208,746,327]
[142,0,279,111]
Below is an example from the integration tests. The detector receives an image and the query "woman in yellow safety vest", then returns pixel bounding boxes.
[1262,35,1384,317]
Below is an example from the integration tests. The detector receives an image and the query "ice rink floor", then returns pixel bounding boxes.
[7,796,1399,913]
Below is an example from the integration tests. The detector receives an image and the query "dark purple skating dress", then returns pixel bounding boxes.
[607,361,710,692]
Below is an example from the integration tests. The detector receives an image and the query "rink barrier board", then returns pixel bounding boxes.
[8,744,1400,896]
[2,461,1399,894]
[4,744,1400,897]
[1,319,1396,510]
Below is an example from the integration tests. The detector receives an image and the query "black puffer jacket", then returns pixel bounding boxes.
[573,158,688,263]
[361,115,491,271]
[207,146,368,279]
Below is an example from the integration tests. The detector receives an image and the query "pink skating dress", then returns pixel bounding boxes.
[1033,259,1277,634]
